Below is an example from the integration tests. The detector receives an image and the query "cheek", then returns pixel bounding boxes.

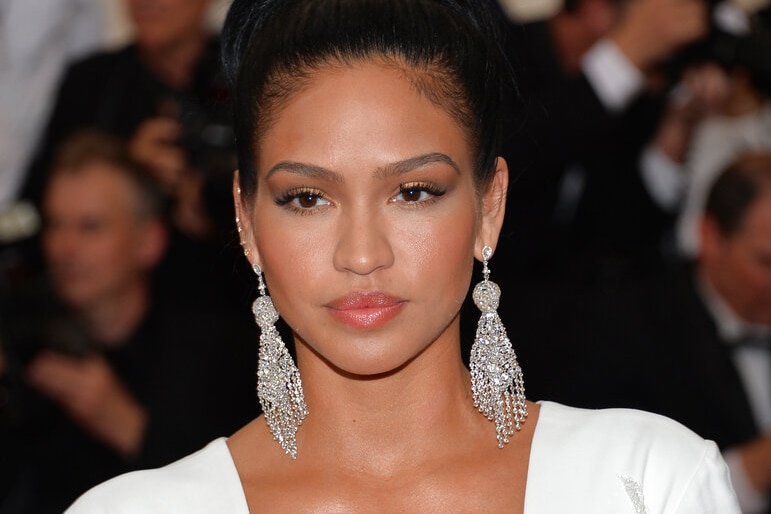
[394,203,478,297]
[42,231,61,260]
[748,263,771,296]
[251,207,332,303]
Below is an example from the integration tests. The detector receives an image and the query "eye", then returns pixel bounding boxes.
[275,188,332,211]
[79,218,104,234]
[392,182,445,204]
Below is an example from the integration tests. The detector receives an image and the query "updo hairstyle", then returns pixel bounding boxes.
[221,0,513,199]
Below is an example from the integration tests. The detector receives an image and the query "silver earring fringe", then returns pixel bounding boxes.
[470,246,527,448]
[252,264,308,459]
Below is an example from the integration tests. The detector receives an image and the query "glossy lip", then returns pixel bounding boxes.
[325,291,406,330]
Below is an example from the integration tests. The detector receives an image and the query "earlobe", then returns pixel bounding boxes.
[476,157,509,260]
[233,170,261,265]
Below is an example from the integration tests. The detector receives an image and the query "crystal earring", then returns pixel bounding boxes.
[470,245,527,448]
[252,263,308,458]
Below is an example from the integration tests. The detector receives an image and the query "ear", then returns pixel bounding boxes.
[699,214,722,264]
[475,157,509,261]
[137,218,168,270]
[233,171,262,268]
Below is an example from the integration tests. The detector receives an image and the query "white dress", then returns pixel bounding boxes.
[66,402,740,513]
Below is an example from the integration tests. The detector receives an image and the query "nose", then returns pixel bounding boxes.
[333,208,394,275]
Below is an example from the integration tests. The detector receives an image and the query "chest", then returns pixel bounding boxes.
[244,459,527,514]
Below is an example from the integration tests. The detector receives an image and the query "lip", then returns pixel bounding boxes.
[325,291,406,330]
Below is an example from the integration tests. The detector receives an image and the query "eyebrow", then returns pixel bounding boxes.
[265,161,345,183]
[376,153,461,179]
[265,152,461,183]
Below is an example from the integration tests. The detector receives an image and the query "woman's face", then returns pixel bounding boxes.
[239,62,507,377]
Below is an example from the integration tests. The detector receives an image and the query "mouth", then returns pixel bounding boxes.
[325,291,406,330]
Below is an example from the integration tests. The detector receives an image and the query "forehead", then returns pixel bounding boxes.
[44,163,138,220]
[256,62,474,176]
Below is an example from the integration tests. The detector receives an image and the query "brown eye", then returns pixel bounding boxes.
[278,188,331,211]
[400,187,423,202]
[392,183,445,204]
[297,193,320,208]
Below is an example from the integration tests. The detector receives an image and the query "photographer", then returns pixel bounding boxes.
[21,0,235,242]
[20,0,249,311]
[0,132,256,514]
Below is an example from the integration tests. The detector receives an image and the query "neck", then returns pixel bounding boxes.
[79,281,150,347]
[139,31,208,90]
[295,325,485,474]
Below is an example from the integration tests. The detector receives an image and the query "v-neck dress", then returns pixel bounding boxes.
[66,402,740,513]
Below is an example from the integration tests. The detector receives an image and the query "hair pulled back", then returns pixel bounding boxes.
[222,0,512,198]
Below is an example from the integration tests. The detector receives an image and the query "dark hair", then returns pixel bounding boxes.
[222,0,512,199]
[705,159,771,236]
[48,130,166,221]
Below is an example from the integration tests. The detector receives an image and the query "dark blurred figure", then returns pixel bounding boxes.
[677,27,771,257]
[580,159,771,513]
[0,133,257,514]
[19,0,251,311]
[493,0,713,287]
[468,0,722,404]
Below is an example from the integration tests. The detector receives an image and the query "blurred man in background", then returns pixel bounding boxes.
[480,0,721,404]
[18,0,252,321]
[580,159,771,513]
[0,132,256,514]
[494,0,712,284]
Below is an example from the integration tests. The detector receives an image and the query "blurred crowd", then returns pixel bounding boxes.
[0,1,258,512]
[0,0,769,512]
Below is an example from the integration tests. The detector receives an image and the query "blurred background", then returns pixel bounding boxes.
[1,0,770,513]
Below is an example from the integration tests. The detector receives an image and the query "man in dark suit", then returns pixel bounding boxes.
[476,0,717,411]
[0,133,257,513]
[492,0,710,285]
[580,161,771,512]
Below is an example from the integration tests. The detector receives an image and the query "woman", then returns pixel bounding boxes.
[67,0,739,512]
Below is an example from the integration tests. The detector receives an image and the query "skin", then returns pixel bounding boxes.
[126,0,209,62]
[230,61,539,513]
[27,162,167,458]
[609,0,708,73]
[42,163,163,318]
[551,0,707,75]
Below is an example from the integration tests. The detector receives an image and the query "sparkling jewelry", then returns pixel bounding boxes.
[236,217,250,256]
[470,245,527,447]
[252,263,308,458]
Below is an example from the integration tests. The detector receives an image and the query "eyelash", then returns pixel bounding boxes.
[274,187,331,214]
[273,182,446,214]
[392,182,446,205]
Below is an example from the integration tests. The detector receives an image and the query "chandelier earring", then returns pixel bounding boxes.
[251,263,308,458]
[470,245,527,448]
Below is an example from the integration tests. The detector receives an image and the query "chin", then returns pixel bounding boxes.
[298,335,429,380]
